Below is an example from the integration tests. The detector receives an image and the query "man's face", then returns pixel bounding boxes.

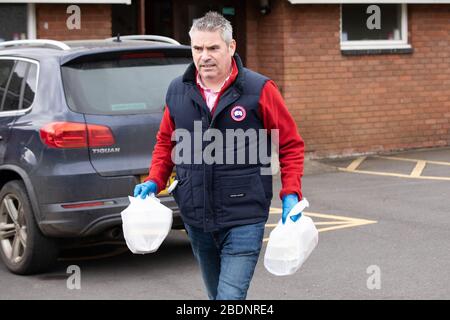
[191,30,236,84]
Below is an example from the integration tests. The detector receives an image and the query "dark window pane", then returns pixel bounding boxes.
[0,4,27,41]
[342,4,402,41]
[22,63,37,109]
[3,61,27,111]
[0,60,15,110]
[146,0,173,39]
[112,2,138,37]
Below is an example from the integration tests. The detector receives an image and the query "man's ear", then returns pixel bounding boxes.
[229,39,236,56]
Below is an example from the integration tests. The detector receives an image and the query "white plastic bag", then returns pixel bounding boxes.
[121,195,173,254]
[264,198,318,276]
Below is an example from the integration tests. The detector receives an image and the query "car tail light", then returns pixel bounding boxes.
[40,122,115,148]
[87,124,115,147]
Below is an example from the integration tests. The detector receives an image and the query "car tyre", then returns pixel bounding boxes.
[0,180,58,274]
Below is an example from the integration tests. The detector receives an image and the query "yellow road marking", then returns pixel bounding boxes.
[265,221,350,228]
[265,224,278,228]
[339,167,411,178]
[339,167,450,181]
[316,222,376,233]
[346,156,366,171]
[376,155,450,166]
[340,155,450,180]
[314,221,351,225]
[304,211,373,222]
[178,207,377,242]
[269,207,282,214]
[263,209,377,242]
[410,160,426,177]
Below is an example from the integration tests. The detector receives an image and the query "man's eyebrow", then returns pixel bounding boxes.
[192,45,220,50]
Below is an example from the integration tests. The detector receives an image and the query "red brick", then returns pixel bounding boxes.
[36,4,111,40]
[246,2,450,157]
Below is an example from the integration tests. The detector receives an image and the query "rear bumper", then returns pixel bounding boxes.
[38,195,182,237]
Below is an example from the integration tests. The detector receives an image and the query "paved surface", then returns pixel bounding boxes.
[1,147,449,300]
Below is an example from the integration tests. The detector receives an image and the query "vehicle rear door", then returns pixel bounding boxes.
[60,49,191,182]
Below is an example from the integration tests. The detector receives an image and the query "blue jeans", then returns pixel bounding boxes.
[184,222,265,300]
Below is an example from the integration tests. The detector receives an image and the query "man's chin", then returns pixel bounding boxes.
[200,72,218,80]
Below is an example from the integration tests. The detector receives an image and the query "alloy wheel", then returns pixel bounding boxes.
[0,194,28,264]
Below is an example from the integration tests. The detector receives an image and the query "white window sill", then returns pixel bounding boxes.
[341,43,412,51]
[341,43,413,55]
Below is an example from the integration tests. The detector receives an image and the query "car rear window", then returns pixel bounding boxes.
[61,55,191,115]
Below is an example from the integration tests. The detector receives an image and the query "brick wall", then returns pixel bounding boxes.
[36,4,111,40]
[247,2,450,158]
[246,0,286,91]
[245,1,259,71]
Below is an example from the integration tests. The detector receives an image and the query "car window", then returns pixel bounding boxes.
[0,59,15,111]
[2,60,27,112]
[21,63,37,109]
[61,56,191,115]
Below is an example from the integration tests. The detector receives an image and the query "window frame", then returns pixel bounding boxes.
[340,3,411,51]
[0,56,39,116]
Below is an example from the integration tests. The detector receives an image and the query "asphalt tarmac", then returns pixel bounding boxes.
[1,147,449,300]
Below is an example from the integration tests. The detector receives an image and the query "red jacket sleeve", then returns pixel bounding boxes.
[259,80,305,200]
[144,106,176,193]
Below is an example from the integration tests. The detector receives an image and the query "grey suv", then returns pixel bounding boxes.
[0,37,190,274]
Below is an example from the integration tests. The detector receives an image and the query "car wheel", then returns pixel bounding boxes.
[0,180,58,274]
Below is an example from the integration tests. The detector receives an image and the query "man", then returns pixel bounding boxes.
[134,11,304,300]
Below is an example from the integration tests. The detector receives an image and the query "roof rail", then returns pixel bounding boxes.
[105,35,181,45]
[0,39,70,51]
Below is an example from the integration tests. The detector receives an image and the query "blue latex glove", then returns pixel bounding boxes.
[282,194,302,224]
[133,180,158,199]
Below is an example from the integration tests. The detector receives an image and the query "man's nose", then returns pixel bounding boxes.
[200,49,210,61]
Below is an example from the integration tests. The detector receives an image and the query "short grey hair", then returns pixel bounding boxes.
[189,11,233,45]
